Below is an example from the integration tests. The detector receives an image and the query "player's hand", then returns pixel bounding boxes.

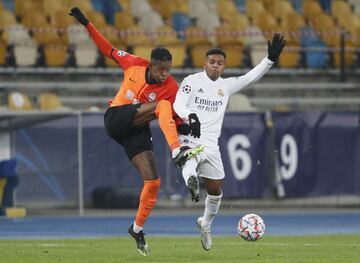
[267,33,286,62]
[69,7,89,26]
[177,123,191,135]
[188,113,201,138]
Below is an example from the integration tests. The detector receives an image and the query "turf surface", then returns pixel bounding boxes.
[1,235,359,262]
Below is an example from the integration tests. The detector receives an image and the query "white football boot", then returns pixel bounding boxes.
[196,217,212,251]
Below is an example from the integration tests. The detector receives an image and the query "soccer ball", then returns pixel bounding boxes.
[237,214,265,241]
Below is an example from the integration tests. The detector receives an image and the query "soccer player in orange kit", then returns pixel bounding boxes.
[70,7,203,256]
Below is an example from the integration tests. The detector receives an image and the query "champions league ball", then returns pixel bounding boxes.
[237,214,265,241]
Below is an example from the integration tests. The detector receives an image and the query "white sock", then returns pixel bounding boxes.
[182,157,198,185]
[171,147,180,158]
[133,222,143,233]
[202,193,222,231]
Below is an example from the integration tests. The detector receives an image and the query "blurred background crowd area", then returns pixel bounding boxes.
[0,0,359,112]
[0,0,359,68]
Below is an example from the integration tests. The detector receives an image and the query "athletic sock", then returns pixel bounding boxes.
[133,222,143,233]
[155,100,180,151]
[202,193,223,231]
[182,157,198,185]
[134,178,161,227]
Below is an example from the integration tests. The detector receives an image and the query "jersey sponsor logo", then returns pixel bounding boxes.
[182,85,191,93]
[117,50,127,57]
[194,96,223,112]
[218,89,224,97]
[148,92,157,102]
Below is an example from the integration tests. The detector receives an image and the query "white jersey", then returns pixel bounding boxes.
[173,57,273,152]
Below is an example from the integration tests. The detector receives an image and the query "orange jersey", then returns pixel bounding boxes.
[86,23,179,109]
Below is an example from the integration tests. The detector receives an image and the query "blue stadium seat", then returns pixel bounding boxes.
[1,0,15,12]
[300,26,328,68]
[288,0,302,12]
[91,0,104,13]
[172,12,192,39]
[234,0,246,12]
[320,0,331,12]
[103,0,122,25]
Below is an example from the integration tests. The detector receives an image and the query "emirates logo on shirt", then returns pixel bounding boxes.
[148,92,157,102]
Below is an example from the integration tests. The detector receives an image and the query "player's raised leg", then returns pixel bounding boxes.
[181,157,200,202]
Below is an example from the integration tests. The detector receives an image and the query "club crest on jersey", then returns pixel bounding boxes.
[218,89,224,97]
[182,85,191,93]
[117,50,127,57]
[148,92,157,102]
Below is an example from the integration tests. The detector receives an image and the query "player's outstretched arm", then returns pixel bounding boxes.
[69,7,114,58]
[227,33,286,95]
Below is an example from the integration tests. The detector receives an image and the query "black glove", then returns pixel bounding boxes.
[177,123,191,135]
[188,113,200,138]
[267,33,286,62]
[69,7,89,26]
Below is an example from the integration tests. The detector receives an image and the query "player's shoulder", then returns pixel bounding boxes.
[183,71,205,83]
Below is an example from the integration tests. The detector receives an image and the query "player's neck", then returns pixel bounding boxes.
[145,67,156,84]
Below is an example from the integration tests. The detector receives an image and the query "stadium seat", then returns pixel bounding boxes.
[165,45,186,68]
[190,45,213,67]
[43,0,67,17]
[132,45,152,60]
[74,44,98,67]
[125,25,152,46]
[14,42,38,67]
[2,0,15,13]
[227,93,256,111]
[0,42,6,65]
[139,10,164,31]
[15,0,42,18]
[303,0,324,20]
[332,0,352,20]
[188,0,208,19]
[131,0,152,18]
[300,26,328,68]
[52,9,75,28]
[215,24,243,46]
[173,0,189,14]
[243,24,267,66]
[22,11,50,29]
[114,11,135,30]
[184,26,212,46]
[154,25,180,46]
[102,0,121,24]
[220,44,244,68]
[246,0,266,21]
[172,12,191,37]
[0,9,17,26]
[8,92,34,110]
[278,41,300,68]
[38,92,65,110]
[217,0,239,22]
[87,10,108,28]
[281,12,305,44]
[149,0,177,19]
[69,0,94,13]
[253,12,279,32]
[44,44,68,67]
[272,0,296,20]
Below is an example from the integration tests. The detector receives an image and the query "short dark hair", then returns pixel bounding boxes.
[206,48,226,59]
[151,47,172,62]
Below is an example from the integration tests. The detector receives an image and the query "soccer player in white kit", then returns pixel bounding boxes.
[173,33,286,251]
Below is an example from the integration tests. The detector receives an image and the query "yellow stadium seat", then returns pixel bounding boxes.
[43,0,67,17]
[278,42,300,68]
[114,11,135,30]
[126,25,152,46]
[220,44,244,68]
[38,92,64,110]
[0,42,6,65]
[154,25,180,46]
[44,44,68,67]
[33,27,63,45]
[66,0,93,12]
[15,0,43,18]
[52,9,75,28]
[185,26,212,46]
[8,92,34,111]
[22,11,50,28]
[272,0,295,20]
[87,10,107,28]
[0,10,17,26]
[166,45,186,68]
[253,12,279,32]
[117,0,131,12]
[190,45,214,68]
[246,0,266,21]
[332,0,352,20]
[216,25,244,46]
[150,0,177,19]
[217,0,239,21]
[174,0,189,14]
[132,45,153,61]
[303,0,323,20]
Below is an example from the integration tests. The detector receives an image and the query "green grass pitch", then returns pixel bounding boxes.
[1,235,359,263]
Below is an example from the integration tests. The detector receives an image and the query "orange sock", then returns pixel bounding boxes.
[135,178,161,227]
[155,100,180,151]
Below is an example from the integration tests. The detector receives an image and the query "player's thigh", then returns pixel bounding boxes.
[133,102,158,127]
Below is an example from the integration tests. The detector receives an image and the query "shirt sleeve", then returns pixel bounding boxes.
[86,23,148,70]
[173,78,193,120]
[225,57,274,95]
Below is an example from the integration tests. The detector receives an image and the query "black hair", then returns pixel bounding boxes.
[151,47,172,62]
[206,48,226,59]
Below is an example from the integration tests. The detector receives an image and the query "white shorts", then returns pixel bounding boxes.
[196,150,225,180]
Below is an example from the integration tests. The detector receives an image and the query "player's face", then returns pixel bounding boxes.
[204,54,226,81]
[149,60,172,83]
